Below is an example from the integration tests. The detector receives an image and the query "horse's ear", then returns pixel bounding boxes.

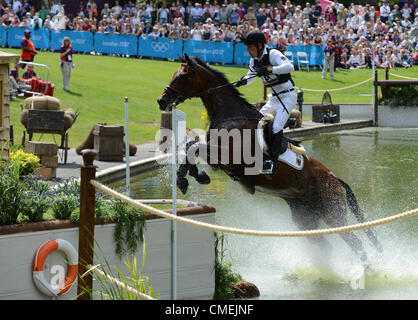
[184,53,193,65]
[178,55,186,63]
[184,53,197,70]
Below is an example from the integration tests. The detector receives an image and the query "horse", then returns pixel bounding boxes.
[157,54,383,265]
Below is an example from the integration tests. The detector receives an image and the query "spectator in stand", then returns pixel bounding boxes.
[190,22,203,40]
[157,4,169,24]
[218,4,229,25]
[179,26,190,40]
[213,30,223,41]
[202,23,212,41]
[322,39,336,80]
[256,8,267,29]
[148,25,160,40]
[245,7,257,28]
[379,0,390,24]
[191,3,203,24]
[229,8,240,26]
[101,3,111,18]
[347,47,362,69]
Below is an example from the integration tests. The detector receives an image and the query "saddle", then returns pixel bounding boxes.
[263,120,303,155]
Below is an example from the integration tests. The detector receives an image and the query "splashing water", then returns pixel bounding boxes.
[114,128,418,299]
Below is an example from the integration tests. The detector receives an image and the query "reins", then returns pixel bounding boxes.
[165,74,258,108]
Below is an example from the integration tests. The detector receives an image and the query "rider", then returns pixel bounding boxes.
[236,30,297,175]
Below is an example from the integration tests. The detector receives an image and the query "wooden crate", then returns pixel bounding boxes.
[312,104,340,123]
[93,124,124,161]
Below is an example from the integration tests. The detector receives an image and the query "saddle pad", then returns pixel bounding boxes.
[278,148,304,170]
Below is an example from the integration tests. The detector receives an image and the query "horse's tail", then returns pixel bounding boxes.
[337,177,384,253]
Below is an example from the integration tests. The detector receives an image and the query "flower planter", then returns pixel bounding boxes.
[0,209,215,300]
[379,105,418,127]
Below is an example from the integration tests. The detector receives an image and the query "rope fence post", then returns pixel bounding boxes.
[77,149,97,300]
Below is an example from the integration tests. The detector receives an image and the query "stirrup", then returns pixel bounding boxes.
[259,160,274,175]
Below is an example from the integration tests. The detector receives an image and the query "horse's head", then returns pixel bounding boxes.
[157,54,204,111]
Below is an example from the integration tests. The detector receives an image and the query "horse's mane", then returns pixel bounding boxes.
[191,56,259,114]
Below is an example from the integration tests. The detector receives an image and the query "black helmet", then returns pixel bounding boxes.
[241,30,266,45]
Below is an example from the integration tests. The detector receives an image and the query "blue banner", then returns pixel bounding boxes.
[138,37,182,60]
[51,30,93,53]
[183,40,233,64]
[233,43,325,66]
[282,45,325,66]
[0,26,6,47]
[7,27,50,49]
[233,42,251,65]
[94,33,138,55]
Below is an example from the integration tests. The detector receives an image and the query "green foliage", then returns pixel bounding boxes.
[381,85,418,107]
[9,149,40,176]
[213,233,243,300]
[19,177,52,222]
[81,241,159,300]
[112,197,147,259]
[0,156,26,225]
[52,194,79,220]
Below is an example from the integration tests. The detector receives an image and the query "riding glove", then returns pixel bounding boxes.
[254,65,272,77]
[235,77,248,87]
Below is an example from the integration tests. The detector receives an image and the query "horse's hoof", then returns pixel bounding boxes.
[177,177,189,194]
[196,171,211,184]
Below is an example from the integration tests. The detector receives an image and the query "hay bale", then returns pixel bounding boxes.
[76,123,107,155]
[123,143,137,156]
[20,109,29,127]
[24,96,60,110]
[63,109,77,131]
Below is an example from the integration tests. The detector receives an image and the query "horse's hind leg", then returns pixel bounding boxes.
[288,201,332,253]
[321,202,368,266]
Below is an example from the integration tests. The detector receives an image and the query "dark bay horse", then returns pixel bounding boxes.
[157,54,382,265]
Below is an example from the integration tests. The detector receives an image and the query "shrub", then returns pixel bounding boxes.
[0,159,25,225]
[213,233,243,299]
[9,149,40,176]
[51,177,81,220]
[19,177,52,222]
[381,85,418,107]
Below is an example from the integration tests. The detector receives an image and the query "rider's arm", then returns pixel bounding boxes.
[269,50,294,75]
[241,59,257,86]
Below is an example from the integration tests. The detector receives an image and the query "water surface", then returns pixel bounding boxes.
[114,128,418,299]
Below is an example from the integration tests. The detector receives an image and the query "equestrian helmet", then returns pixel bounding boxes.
[242,30,266,45]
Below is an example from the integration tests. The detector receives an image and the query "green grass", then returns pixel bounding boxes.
[3,47,417,147]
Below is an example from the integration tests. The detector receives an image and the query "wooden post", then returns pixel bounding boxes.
[385,67,389,80]
[77,149,97,300]
[374,69,378,126]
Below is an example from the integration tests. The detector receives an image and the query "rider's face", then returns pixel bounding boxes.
[246,43,263,58]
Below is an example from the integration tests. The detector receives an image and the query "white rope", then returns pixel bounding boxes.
[91,180,418,238]
[388,73,418,80]
[301,77,373,92]
[87,264,156,300]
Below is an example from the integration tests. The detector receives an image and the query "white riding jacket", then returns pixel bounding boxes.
[242,46,295,96]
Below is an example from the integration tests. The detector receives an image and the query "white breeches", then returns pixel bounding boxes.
[260,90,297,133]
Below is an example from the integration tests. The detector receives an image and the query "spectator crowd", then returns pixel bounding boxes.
[1,0,417,69]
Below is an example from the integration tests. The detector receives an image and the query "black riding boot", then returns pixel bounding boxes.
[260,131,283,175]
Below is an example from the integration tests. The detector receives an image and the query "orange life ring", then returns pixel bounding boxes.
[32,239,78,296]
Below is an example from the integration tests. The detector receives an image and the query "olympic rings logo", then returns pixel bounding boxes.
[151,41,170,53]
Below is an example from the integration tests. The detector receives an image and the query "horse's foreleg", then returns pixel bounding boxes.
[177,163,190,194]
